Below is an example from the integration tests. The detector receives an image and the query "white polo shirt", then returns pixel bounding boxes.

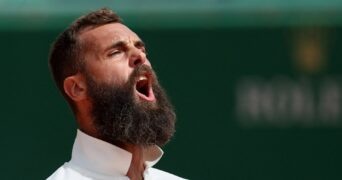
[47,130,185,180]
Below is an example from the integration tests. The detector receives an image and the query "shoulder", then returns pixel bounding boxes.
[146,167,187,180]
[46,163,91,180]
[46,163,129,180]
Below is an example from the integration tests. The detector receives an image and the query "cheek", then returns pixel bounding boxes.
[86,64,129,86]
[106,64,132,85]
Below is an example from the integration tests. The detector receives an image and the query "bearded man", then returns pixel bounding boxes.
[47,8,184,180]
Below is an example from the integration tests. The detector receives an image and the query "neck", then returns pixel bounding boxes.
[120,143,145,180]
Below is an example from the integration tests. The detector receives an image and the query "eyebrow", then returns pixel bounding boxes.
[105,40,145,52]
[134,41,145,48]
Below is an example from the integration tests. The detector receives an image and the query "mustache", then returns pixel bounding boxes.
[130,65,155,80]
[127,64,158,88]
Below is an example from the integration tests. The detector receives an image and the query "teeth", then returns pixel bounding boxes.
[138,76,147,81]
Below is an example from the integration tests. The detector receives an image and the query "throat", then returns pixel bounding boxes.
[125,145,146,180]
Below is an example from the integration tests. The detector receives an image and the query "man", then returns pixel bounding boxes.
[47,8,184,180]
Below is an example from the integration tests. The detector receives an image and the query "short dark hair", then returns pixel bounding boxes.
[49,8,122,111]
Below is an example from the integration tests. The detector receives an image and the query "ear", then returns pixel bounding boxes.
[63,74,87,102]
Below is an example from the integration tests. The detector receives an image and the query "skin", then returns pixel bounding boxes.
[63,23,152,180]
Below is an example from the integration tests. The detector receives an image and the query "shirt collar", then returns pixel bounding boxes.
[69,129,163,177]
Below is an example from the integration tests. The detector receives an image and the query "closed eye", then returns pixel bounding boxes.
[141,47,148,55]
[108,50,122,57]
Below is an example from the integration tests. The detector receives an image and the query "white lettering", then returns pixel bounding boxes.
[235,76,342,127]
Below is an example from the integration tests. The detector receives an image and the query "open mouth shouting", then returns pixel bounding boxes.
[135,73,156,102]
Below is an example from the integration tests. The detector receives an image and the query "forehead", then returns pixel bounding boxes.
[79,23,141,50]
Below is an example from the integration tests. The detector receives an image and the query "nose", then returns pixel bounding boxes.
[128,48,146,67]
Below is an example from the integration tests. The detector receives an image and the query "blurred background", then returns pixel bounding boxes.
[2,0,342,179]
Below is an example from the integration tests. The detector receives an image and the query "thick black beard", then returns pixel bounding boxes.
[85,65,176,146]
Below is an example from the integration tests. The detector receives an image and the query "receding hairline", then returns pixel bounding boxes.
[77,22,140,41]
[73,22,125,60]
[76,22,143,61]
